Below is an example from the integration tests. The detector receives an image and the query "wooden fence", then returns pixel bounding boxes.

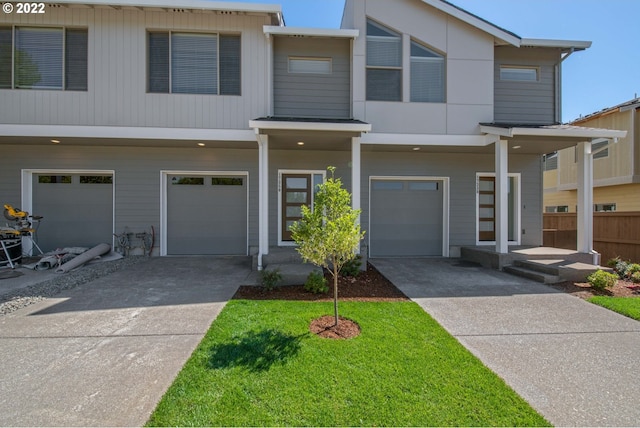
[543,212,640,262]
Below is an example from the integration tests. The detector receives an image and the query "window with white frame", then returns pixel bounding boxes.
[500,65,538,82]
[288,57,332,74]
[410,40,445,103]
[147,32,241,95]
[594,203,616,212]
[0,26,88,90]
[366,19,401,101]
[545,205,569,213]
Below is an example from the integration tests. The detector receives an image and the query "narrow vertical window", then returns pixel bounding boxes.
[65,28,88,90]
[366,19,401,101]
[0,27,11,89]
[219,34,241,95]
[410,40,445,103]
[147,32,169,93]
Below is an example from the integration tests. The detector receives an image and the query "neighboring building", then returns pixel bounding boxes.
[0,0,626,266]
[544,97,640,213]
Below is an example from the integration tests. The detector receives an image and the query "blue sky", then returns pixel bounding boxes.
[222,0,639,123]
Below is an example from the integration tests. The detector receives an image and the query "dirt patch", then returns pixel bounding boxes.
[549,279,640,299]
[309,315,361,339]
[233,263,409,302]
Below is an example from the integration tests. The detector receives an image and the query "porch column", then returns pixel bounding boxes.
[352,136,361,254]
[257,134,269,269]
[576,140,593,255]
[495,139,509,254]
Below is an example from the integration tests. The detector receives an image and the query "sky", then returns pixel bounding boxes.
[221,0,639,123]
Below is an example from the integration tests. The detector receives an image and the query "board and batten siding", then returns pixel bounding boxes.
[360,151,542,250]
[494,46,560,125]
[0,6,271,129]
[0,144,260,252]
[273,37,351,119]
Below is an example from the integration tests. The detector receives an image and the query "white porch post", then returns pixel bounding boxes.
[351,137,361,254]
[257,134,269,269]
[576,140,593,255]
[495,139,509,254]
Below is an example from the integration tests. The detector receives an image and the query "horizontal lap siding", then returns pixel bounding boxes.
[0,7,270,128]
[0,144,259,250]
[494,46,559,125]
[273,37,351,119]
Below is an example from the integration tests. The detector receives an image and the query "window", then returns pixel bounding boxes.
[211,177,243,186]
[366,19,401,101]
[545,206,569,213]
[410,40,444,103]
[500,66,538,82]
[592,140,609,159]
[0,26,87,90]
[148,32,240,95]
[80,175,113,184]
[288,57,332,74]
[38,175,71,184]
[171,176,204,185]
[543,153,558,171]
[594,203,616,212]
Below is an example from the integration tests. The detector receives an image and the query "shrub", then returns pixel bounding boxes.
[614,259,631,279]
[606,257,620,268]
[631,271,640,284]
[260,268,282,291]
[625,263,640,278]
[304,270,329,294]
[341,255,362,278]
[587,270,618,291]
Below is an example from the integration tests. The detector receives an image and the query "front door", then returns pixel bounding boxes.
[281,174,312,241]
[478,176,496,242]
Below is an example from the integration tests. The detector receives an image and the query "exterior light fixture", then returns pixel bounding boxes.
[512,145,521,149]
[297,141,305,146]
[51,139,60,144]
[412,147,421,151]
[197,143,206,147]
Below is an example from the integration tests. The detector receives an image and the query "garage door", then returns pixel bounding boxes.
[370,179,443,257]
[32,173,113,252]
[167,174,247,255]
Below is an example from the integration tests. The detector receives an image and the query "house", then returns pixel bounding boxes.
[544,97,640,213]
[0,0,626,269]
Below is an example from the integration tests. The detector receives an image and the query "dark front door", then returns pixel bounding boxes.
[478,176,496,242]
[281,174,312,241]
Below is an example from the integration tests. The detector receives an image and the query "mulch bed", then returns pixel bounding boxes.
[549,279,640,300]
[309,315,361,339]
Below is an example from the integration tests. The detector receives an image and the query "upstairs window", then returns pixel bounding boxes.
[0,26,88,90]
[410,40,445,103]
[148,31,241,95]
[500,65,538,82]
[366,19,401,101]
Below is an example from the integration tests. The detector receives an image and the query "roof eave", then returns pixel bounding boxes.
[480,124,627,140]
[520,38,592,52]
[263,26,359,38]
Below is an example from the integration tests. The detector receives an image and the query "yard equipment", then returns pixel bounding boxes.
[1,204,44,265]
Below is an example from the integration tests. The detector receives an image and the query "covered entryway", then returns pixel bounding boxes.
[32,172,114,252]
[369,177,447,257]
[165,173,248,255]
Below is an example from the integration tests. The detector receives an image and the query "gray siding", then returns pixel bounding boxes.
[0,7,271,129]
[360,151,542,249]
[494,46,560,124]
[273,37,351,119]
[0,145,259,255]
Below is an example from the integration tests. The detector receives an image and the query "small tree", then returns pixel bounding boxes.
[291,166,364,326]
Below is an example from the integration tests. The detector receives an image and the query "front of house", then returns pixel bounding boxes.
[0,0,626,266]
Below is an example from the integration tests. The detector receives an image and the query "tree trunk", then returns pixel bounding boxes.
[333,257,339,326]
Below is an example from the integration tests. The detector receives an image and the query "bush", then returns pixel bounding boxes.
[304,270,329,294]
[614,259,631,279]
[341,255,362,278]
[587,270,618,291]
[631,271,640,284]
[260,268,282,291]
[625,263,640,278]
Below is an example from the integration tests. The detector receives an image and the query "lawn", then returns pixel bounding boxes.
[588,296,640,321]
[147,300,549,427]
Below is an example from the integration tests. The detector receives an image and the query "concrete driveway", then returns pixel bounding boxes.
[0,257,251,427]
[371,258,640,427]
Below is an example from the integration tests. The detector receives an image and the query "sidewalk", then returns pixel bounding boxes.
[371,258,640,427]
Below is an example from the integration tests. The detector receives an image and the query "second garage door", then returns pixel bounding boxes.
[369,178,444,257]
[167,174,248,255]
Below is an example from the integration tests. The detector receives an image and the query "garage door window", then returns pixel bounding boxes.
[212,177,243,186]
[171,176,204,185]
[38,175,71,184]
[80,175,112,184]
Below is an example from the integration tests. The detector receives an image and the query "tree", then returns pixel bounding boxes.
[290,166,364,326]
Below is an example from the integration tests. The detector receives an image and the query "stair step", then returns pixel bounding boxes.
[513,259,607,283]
[514,259,564,276]
[503,265,562,284]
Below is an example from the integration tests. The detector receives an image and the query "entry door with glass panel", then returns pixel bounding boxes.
[478,176,496,241]
[281,172,324,242]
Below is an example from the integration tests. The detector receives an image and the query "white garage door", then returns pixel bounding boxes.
[32,173,113,252]
[167,174,248,255]
[369,178,443,257]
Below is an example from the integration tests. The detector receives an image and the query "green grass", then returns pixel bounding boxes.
[147,300,549,427]
[588,296,640,320]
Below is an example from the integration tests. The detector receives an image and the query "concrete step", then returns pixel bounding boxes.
[514,259,608,283]
[262,248,304,265]
[503,265,562,284]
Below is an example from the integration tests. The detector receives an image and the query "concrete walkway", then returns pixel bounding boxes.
[0,257,251,427]
[371,258,640,427]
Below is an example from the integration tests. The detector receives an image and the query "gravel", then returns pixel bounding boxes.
[0,256,149,316]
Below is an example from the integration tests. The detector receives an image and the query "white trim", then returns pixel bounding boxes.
[480,124,627,139]
[361,133,492,146]
[21,169,116,255]
[277,169,326,247]
[368,176,449,258]
[475,172,521,247]
[249,120,371,133]
[160,170,249,256]
[521,38,591,50]
[264,26,359,39]
[52,0,282,15]
[0,124,256,142]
